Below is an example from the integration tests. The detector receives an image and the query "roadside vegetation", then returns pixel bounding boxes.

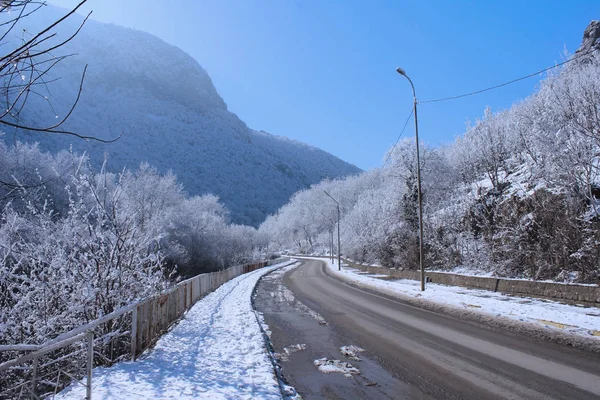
[0,143,263,346]
[260,48,600,284]
[0,1,264,347]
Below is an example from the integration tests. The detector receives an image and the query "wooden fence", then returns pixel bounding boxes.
[131,261,268,359]
[0,259,282,399]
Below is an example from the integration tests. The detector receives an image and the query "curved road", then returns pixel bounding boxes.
[282,259,600,399]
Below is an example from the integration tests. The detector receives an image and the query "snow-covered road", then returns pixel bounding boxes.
[57,261,296,400]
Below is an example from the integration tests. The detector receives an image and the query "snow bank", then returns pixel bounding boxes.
[307,258,600,353]
[57,261,297,400]
[430,266,598,287]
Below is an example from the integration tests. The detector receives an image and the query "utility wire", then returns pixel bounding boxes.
[419,47,597,104]
[363,48,596,189]
[366,107,414,190]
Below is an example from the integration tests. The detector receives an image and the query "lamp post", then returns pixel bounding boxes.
[323,190,341,271]
[330,229,334,263]
[396,67,425,292]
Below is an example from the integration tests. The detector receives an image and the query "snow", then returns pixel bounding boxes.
[339,345,364,361]
[431,265,495,277]
[312,258,600,340]
[261,266,328,326]
[280,344,306,361]
[56,261,298,400]
[430,267,598,286]
[313,358,360,377]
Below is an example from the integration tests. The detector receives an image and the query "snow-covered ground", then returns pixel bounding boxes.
[430,265,598,286]
[312,258,600,340]
[57,260,297,400]
[341,258,598,286]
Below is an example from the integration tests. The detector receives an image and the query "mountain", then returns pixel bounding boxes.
[577,19,600,55]
[3,5,361,226]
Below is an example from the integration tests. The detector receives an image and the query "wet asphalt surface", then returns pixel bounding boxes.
[254,263,429,399]
[254,259,600,400]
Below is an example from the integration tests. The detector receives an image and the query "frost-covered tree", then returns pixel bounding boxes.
[0,159,168,345]
[0,143,261,348]
[261,42,600,283]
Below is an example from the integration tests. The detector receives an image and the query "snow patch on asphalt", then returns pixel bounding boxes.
[262,263,328,325]
[269,283,296,304]
[340,345,364,361]
[264,264,301,305]
[284,344,307,355]
[276,344,307,362]
[299,303,328,325]
[313,358,360,377]
[57,261,295,400]
[263,262,303,281]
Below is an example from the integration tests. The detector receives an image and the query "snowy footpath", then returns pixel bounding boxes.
[57,260,297,400]
[310,258,600,344]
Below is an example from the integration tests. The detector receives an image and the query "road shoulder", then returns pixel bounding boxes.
[314,257,600,354]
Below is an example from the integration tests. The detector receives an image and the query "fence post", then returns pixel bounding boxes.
[86,330,94,400]
[31,356,38,399]
[131,306,138,361]
[148,298,154,351]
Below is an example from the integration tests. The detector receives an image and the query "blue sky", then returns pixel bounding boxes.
[52,0,598,170]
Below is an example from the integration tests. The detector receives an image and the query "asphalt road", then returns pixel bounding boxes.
[255,263,423,399]
[278,259,600,400]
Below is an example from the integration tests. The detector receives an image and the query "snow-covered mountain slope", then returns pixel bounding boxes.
[4,6,360,226]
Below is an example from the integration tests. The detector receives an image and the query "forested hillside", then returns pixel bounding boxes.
[2,5,360,226]
[261,21,600,283]
[0,1,361,353]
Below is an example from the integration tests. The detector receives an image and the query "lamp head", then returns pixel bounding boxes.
[396,67,406,76]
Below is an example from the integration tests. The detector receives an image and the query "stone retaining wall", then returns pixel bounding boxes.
[343,259,600,306]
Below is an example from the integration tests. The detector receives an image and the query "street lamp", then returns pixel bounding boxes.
[396,67,425,292]
[323,190,341,271]
[330,229,334,263]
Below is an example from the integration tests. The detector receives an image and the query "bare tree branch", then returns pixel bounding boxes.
[0,0,121,142]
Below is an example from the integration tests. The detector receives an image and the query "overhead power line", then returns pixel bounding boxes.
[382,108,414,168]
[419,47,597,104]
[366,107,414,190]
